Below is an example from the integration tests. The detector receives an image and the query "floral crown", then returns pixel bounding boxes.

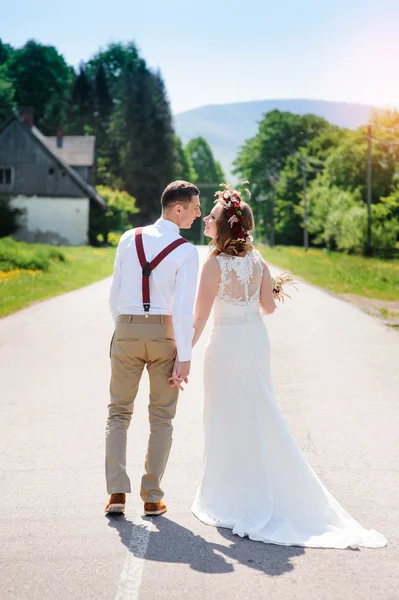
[214,181,252,242]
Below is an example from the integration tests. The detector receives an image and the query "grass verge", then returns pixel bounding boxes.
[258,245,399,302]
[0,238,116,318]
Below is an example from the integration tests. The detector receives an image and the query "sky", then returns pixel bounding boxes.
[1,0,399,114]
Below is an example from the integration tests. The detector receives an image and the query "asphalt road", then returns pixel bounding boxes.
[0,246,398,600]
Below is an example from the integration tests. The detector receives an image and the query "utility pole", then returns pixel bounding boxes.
[366,124,372,256]
[301,158,309,251]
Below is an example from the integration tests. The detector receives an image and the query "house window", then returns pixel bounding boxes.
[0,167,13,186]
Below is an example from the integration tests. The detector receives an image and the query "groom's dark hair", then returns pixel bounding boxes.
[161,180,200,209]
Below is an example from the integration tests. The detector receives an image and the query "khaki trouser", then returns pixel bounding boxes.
[105,314,179,502]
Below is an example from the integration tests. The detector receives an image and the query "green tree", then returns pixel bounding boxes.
[65,63,94,134]
[307,110,399,253]
[91,63,114,185]
[6,40,73,133]
[306,177,399,254]
[323,131,397,202]
[94,62,112,119]
[86,41,140,189]
[116,60,177,222]
[306,180,365,251]
[86,42,140,100]
[186,136,225,184]
[89,185,139,245]
[173,136,196,181]
[87,43,177,219]
[0,40,13,65]
[274,126,344,245]
[371,196,399,252]
[0,66,16,125]
[185,136,225,242]
[0,41,16,125]
[233,110,331,241]
[118,59,157,221]
[147,70,176,201]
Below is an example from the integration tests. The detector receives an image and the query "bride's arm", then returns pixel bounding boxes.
[257,254,276,315]
[192,257,220,347]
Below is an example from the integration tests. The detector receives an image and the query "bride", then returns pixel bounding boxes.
[188,183,386,549]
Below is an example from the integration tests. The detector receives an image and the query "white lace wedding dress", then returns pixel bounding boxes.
[192,251,386,549]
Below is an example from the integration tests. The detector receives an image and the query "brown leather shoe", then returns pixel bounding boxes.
[105,493,126,514]
[144,501,167,516]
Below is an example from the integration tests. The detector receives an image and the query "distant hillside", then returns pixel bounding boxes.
[174,99,374,181]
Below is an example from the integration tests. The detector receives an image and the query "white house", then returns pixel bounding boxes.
[0,110,105,245]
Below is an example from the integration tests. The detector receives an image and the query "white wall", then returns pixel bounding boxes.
[11,196,90,246]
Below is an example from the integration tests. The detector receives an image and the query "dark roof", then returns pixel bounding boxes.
[0,117,106,209]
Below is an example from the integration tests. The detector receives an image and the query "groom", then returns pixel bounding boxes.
[105,181,201,516]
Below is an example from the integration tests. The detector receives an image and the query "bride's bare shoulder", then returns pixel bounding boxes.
[199,256,221,285]
[200,256,220,277]
[203,256,221,272]
[254,248,267,264]
[253,249,272,275]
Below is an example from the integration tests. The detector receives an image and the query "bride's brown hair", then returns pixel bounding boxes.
[210,199,255,257]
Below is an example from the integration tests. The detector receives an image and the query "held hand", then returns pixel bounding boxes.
[168,358,182,390]
[168,359,191,391]
[177,360,190,382]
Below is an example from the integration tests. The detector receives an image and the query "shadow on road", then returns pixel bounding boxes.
[107,514,304,576]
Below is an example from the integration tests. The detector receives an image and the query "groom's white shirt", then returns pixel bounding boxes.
[109,217,199,361]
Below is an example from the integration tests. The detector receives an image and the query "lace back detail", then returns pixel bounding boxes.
[216,251,263,309]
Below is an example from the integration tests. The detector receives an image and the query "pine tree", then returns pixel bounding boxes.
[173,135,196,181]
[67,62,94,134]
[88,43,142,188]
[119,62,177,223]
[0,40,13,65]
[87,42,140,101]
[148,70,177,200]
[185,137,225,243]
[186,136,225,184]
[94,62,112,119]
[119,59,155,222]
[90,62,114,184]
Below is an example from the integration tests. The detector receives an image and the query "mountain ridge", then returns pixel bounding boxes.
[174,98,375,180]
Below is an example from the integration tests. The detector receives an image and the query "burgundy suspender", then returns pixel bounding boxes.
[135,227,189,316]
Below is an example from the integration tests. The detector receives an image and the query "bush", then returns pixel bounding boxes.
[307,180,399,254]
[0,197,25,237]
[372,191,399,252]
[371,214,399,253]
[337,205,367,253]
[107,232,122,247]
[0,237,66,271]
[89,186,138,246]
[307,182,365,251]
[96,231,123,247]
